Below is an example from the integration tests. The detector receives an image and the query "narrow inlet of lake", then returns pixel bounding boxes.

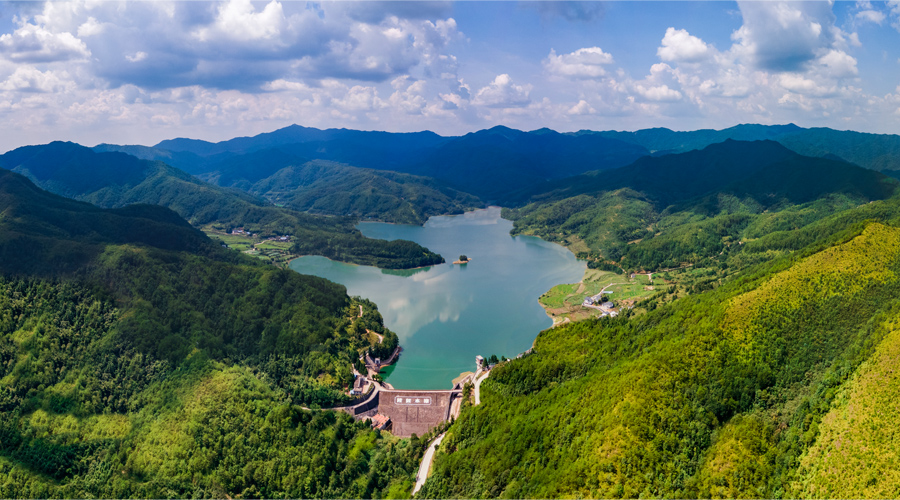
[289,207,586,389]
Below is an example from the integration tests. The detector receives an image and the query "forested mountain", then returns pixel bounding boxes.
[1,142,445,269]
[130,122,900,203]
[0,170,424,497]
[505,140,899,271]
[422,202,900,498]
[107,123,900,207]
[8,123,900,499]
[196,150,482,225]
[140,124,649,202]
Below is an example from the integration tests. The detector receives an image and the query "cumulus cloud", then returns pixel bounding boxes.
[192,0,286,43]
[544,47,614,78]
[567,99,595,115]
[0,0,465,92]
[77,17,104,37]
[658,28,712,63]
[635,84,682,102]
[472,74,531,108]
[0,23,90,63]
[0,66,73,92]
[733,2,843,73]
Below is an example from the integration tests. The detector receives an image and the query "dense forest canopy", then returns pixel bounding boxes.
[0,170,421,497]
[4,123,900,498]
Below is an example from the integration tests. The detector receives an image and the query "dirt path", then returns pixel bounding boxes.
[368,329,384,344]
[413,433,445,496]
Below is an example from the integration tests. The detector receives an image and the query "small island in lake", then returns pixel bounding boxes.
[453,254,470,265]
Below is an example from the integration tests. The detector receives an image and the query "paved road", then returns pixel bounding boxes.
[413,433,445,496]
[474,370,490,406]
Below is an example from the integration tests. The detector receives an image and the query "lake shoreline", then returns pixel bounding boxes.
[289,207,586,390]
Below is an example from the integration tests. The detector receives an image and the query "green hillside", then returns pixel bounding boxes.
[250,159,482,225]
[0,170,423,497]
[1,142,444,270]
[505,141,899,272]
[792,322,900,497]
[420,221,900,498]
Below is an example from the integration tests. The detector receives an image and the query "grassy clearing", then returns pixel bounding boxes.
[203,230,296,267]
[538,269,668,324]
[539,283,581,309]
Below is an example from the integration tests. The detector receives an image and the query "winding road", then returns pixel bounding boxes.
[413,433,445,496]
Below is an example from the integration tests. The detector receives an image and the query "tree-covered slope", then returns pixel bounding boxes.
[1,142,445,269]
[792,319,900,498]
[250,159,482,225]
[505,141,899,271]
[0,170,423,498]
[421,221,900,498]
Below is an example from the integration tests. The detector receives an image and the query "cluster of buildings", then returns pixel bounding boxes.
[583,292,617,317]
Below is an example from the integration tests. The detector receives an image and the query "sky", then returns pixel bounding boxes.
[0,0,899,151]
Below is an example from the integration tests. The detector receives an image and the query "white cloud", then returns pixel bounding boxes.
[657,28,712,63]
[0,23,90,63]
[544,47,614,78]
[890,0,900,32]
[472,74,531,108]
[635,84,682,102]
[126,52,147,63]
[817,49,858,78]
[734,1,840,72]
[0,66,73,93]
[77,17,104,37]
[856,9,886,24]
[567,99,595,115]
[192,0,286,43]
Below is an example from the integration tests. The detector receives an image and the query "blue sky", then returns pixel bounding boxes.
[0,1,899,151]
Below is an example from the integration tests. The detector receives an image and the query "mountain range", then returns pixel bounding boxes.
[3,123,900,498]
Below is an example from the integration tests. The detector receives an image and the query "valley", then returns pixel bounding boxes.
[3,123,900,498]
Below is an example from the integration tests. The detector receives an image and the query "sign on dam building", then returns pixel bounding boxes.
[378,390,460,437]
[336,388,462,438]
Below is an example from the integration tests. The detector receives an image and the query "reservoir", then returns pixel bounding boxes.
[289,207,585,389]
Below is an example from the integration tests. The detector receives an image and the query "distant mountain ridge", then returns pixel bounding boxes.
[107,122,900,204]
[594,123,900,171]
[140,124,651,201]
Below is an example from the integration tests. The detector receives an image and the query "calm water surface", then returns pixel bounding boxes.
[289,207,585,389]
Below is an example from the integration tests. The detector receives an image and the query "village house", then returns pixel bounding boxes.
[350,375,367,396]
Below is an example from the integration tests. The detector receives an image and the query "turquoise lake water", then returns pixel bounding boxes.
[289,207,585,389]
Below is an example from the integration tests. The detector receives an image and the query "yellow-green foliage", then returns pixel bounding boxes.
[422,222,900,499]
[695,414,776,499]
[793,321,900,498]
[722,223,900,356]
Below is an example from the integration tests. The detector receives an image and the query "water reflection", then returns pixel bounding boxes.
[290,207,585,389]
